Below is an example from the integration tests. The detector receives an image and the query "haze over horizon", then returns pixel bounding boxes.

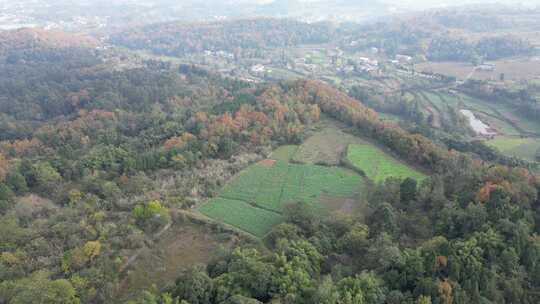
[3,0,540,32]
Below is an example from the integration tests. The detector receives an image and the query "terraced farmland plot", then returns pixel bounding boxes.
[453,93,540,136]
[199,198,284,237]
[346,144,426,183]
[486,137,540,162]
[292,126,366,165]
[220,160,289,211]
[221,160,362,212]
[200,157,364,236]
[270,145,299,162]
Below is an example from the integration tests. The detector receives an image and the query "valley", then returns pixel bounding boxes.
[1,3,540,304]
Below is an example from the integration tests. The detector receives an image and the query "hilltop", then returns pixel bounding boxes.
[0,28,99,56]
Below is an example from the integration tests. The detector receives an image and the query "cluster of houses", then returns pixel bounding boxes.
[391,54,413,65]
[356,57,379,72]
[476,63,495,71]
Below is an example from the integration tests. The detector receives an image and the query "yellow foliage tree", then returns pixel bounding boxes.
[83,241,101,261]
[417,295,432,304]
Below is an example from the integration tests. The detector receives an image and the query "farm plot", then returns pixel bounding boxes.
[433,92,521,136]
[451,92,540,136]
[220,160,289,211]
[220,160,362,213]
[346,144,426,183]
[199,198,284,237]
[292,126,366,165]
[117,224,229,300]
[270,145,299,162]
[200,156,364,236]
[485,137,540,162]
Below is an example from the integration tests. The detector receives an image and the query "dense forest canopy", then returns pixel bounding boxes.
[111,19,336,57]
[112,10,538,64]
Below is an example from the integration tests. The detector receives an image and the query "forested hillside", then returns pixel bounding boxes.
[0,28,99,56]
[111,19,336,57]
[342,8,538,62]
[1,12,540,304]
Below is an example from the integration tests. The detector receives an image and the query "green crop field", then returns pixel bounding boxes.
[346,144,426,183]
[485,137,540,162]
[199,198,284,237]
[200,150,365,236]
[270,145,299,162]
[220,160,363,212]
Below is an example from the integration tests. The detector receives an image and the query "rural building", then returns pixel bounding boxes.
[477,64,495,71]
[251,64,265,73]
[396,54,412,64]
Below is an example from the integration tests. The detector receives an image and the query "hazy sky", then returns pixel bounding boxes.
[2,0,540,31]
[294,0,540,8]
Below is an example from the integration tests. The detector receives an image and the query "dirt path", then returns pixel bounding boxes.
[466,67,477,80]
[118,221,173,273]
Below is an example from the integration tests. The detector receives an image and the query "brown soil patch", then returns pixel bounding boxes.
[319,194,368,223]
[259,159,276,168]
[293,125,366,166]
[319,194,356,214]
[117,224,231,300]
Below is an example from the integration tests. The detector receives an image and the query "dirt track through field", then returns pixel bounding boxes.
[118,221,172,274]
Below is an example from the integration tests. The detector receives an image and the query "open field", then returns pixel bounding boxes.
[200,120,435,236]
[485,137,540,162]
[200,198,284,237]
[292,125,366,165]
[346,144,426,183]
[117,224,229,300]
[218,160,363,213]
[447,92,522,135]
[378,112,402,122]
[417,57,540,81]
[200,140,366,236]
[454,92,540,136]
[410,89,540,162]
[270,145,299,162]
[417,61,476,80]
[413,89,540,137]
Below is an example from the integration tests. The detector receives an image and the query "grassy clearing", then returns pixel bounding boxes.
[396,88,538,139]
[117,224,227,300]
[219,160,363,213]
[485,137,540,162]
[293,126,366,165]
[270,145,299,162]
[281,163,364,210]
[199,198,284,237]
[435,92,521,136]
[346,144,426,183]
[417,58,540,81]
[379,112,402,122]
[220,161,288,211]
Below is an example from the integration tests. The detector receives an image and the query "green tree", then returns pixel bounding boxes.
[283,202,316,232]
[400,178,417,203]
[133,200,171,231]
[368,203,399,237]
[417,295,431,304]
[6,171,28,195]
[173,266,213,304]
[272,240,322,298]
[225,248,274,299]
[0,271,79,304]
